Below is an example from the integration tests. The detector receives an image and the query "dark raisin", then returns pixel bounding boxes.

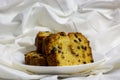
[71,51,76,55]
[84,47,87,50]
[78,38,81,42]
[76,54,79,57]
[59,32,66,36]
[78,59,80,62]
[75,34,78,38]
[81,46,87,50]
[83,61,86,64]
[58,46,62,49]
[90,60,94,63]
[81,45,84,49]
[77,46,80,49]
[58,50,62,53]
[51,47,57,53]
[74,40,78,43]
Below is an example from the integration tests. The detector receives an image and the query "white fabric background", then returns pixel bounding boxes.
[0,0,120,80]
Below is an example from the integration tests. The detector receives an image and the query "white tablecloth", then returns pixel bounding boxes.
[0,0,120,80]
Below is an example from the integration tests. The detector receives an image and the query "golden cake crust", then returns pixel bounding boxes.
[35,31,52,53]
[25,31,94,66]
[44,32,94,66]
[68,32,93,64]
[25,51,47,66]
[44,32,71,66]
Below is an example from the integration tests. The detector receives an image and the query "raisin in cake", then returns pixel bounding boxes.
[25,51,47,66]
[44,32,71,66]
[68,32,93,64]
[44,32,94,66]
[35,31,52,53]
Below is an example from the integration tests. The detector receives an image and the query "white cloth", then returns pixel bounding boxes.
[0,0,120,80]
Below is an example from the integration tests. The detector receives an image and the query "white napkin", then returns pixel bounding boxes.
[0,0,120,80]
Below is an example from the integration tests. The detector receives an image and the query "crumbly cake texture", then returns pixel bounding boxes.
[35,31,52,53]
[68,32,93,64]
[25,31,94,66]
[44,32,94,66]
[25,51,47,66]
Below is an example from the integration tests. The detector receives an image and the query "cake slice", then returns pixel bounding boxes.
[25,51,47,66]
[35,31,52,53]
[68,32,94,64]
[44,32,94,66]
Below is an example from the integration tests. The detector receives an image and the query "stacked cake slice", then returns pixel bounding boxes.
[25,31,94,66]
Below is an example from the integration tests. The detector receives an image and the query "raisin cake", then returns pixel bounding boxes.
[25,31,94,66]
[44,32,94,66]
[35,31,52,53]
[25,51,47,66]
